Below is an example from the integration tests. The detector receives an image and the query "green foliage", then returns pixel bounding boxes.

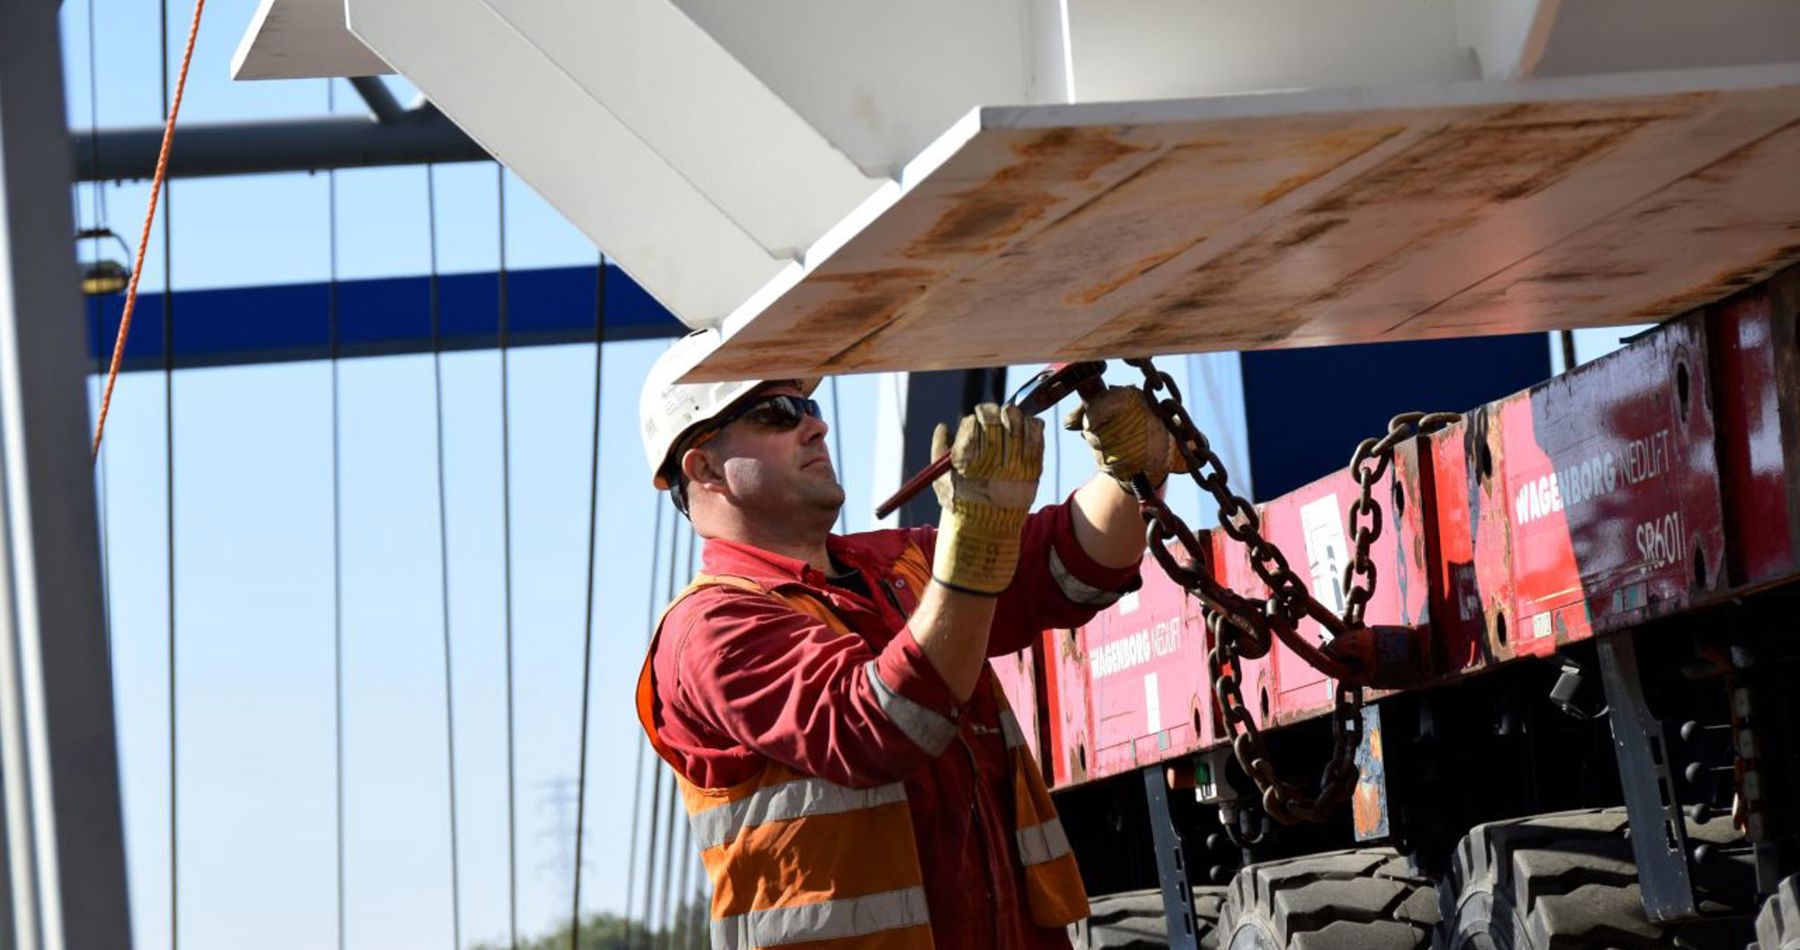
[472,899,708,950]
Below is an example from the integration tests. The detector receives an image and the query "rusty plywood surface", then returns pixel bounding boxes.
[690,64,1800,382]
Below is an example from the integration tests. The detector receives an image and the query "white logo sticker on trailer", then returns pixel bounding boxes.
[1144,673,1161,735]
[1300,494,1349,625]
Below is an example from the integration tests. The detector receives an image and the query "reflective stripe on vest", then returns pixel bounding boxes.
[690,775,907,851]
[712,885,930,950]
[1016,816,1075,867]
[864,660,957,756]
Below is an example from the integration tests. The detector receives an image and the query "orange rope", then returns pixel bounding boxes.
[91,0,206,459]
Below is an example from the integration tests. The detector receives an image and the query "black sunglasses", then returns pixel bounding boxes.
[713,394,824,433]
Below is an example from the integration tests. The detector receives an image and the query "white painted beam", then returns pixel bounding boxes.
[231,0,389,81]
[345,0,796,325]
[1454,0,1561,80]
[1064,0,1480,102]
[669,1,1064,177]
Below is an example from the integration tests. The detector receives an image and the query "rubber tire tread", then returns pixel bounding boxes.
[1076,885,1226,949]
[1217,847,1438,949]
[1753,874,1800,950]
[1436,807,1757,950]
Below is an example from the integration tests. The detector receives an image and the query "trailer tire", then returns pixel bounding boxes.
[1436,807,1756,949]
[1752,874,1800,950]
[1215,847,1438,949]
[1073,885,1226,949]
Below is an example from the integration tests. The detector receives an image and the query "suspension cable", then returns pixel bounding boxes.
[85,0,113,648]
[92,0,205,457]
[672,820,693,950]
[84,0,106,233]
[327,79,347,950]
[622,497,665,948]
[161,0,180,943]
[497,164,520,950]
[638,510,682,945]
[568,255,607,950]
[426,164,465,950]
[656,532,699,946]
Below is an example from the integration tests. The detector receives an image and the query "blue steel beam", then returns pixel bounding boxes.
[86,262,687,372]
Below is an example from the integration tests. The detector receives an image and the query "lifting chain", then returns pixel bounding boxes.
[1122,357,1459,824]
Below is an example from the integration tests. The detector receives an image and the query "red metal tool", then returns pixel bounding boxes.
[874,361,1109,520]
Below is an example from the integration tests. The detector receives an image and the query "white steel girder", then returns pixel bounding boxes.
[231,0,1800,379]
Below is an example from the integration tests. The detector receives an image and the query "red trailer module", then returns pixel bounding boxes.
[1491,312,1727,653]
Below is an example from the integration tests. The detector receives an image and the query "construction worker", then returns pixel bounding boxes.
[635,329,1181,949]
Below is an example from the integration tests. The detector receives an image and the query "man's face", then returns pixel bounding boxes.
[702,382,844,520]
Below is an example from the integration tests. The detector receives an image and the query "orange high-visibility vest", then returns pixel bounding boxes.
[636,544,1088,949]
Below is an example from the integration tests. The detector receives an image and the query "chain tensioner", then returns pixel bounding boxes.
[1121,356,1458,825]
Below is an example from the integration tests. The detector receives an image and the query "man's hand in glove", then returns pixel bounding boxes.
[1065,385,1186,491]
[930,403,1044,596]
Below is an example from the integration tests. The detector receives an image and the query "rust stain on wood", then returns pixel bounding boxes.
[906,128,1148,260]
[1064,244,1196,306]
[1058,127,1401,311]
[760,266,941,372]
[1631,243,1800,320]
[1078,108,1662,356]
[1310,113,1648,212]
[1255,128,1401,202]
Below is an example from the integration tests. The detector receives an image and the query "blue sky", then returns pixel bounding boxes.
[58,2,1637,948]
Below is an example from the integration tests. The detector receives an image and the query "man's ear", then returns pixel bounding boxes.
[681,443,728,496]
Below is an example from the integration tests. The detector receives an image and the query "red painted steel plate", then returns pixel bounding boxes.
[1711,273,1800,588]
[1044,545,1213,787]
[1493,313,1726,655]
[1427,415,1515,674]
[990,646,1044,766]
[1239,447,1434,725]
[1045,626,1092,787]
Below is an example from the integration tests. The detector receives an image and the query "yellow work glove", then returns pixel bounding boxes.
[931,403,1044,596]
[1065,385,1187,489]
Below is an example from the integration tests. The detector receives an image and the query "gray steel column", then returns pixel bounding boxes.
[0,0,135,947]
[75,105,490,182]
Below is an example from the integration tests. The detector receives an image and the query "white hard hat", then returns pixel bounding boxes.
[640,328,819,489]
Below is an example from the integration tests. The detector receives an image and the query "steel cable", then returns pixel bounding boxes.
[638,511,683,945]
[497,165,520,950]
[568,255,607,950]
[84,0,113,649]
[160,1,179,943]
[327,80,347,950]
[671,805,693,949]
[622,497,664,948]
[657,532,700,946]
[425,164,466,950]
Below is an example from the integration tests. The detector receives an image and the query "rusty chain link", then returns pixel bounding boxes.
[1121,357,1459,824]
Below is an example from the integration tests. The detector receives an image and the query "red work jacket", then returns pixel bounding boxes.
[646,499,1140,949]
